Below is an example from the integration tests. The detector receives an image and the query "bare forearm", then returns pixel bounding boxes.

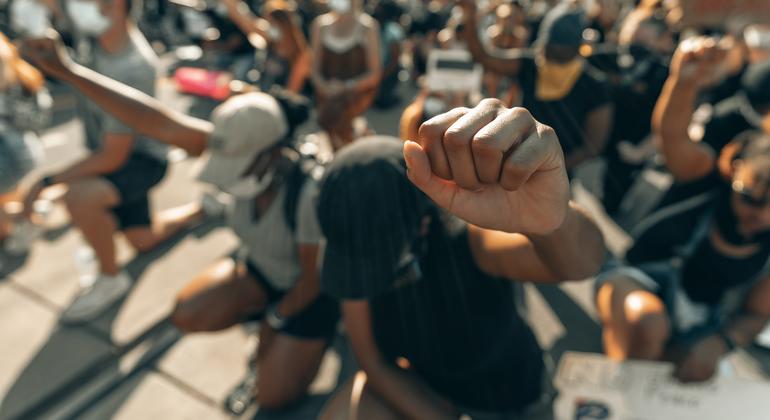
[652,78,714,179]
[224,0,266,39]
[51,153,125,183]
[528,202,605,281]
[63,64,212,156]
[653,77,696,148]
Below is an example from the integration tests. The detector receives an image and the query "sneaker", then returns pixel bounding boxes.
[4,220,43,256]
[201,192,229,219]
[60,272,132,324]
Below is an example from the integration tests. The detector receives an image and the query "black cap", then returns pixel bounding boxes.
[535,3,586,48]
[742,60,770,110]
[318,137,431,299]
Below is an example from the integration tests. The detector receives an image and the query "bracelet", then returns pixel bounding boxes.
[716,330,737,353]
[41,175,56,187]
[266,304,287,330]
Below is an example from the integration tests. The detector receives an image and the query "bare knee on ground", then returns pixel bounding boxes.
[596,277,670,361]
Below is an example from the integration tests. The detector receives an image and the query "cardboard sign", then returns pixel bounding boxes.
[680,0,770,28]
[425,49,483,93]
[554,352,770,420]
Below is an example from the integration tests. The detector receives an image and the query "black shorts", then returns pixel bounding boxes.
[103,154,167,229]
[241,258,340,341]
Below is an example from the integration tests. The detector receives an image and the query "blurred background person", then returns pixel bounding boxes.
[596,130,770,383]
[21,0,203,324]
[482,0,529,106]
[462,0,614,172]
[23,34,339,411]
[600,9,675,215]
[626,38,770,262]
[310,0,382,150]
[370,0,405,109]
[222,0,312,94]
[0,32,50,255]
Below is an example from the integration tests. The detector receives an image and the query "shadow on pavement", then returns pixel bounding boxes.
[0,253,28,279]
[534,284,603,362]
[0,220,220,419]
[41,224,73,243]
[123,218,221,281]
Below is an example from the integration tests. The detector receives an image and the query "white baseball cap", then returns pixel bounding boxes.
[196,92,288,189]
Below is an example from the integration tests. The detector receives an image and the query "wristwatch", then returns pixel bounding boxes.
[266,304,287,330]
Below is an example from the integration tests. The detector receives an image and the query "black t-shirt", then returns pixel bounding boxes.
[647,95,757,213]
[331,216,544,411]
[610,50,670,148]
[700,96,754,154]
[519,59,612,157]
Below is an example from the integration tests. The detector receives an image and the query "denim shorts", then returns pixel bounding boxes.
[0,130,42,194]
[594,258,723,346]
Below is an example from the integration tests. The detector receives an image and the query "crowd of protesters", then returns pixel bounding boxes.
[2,0,770,417]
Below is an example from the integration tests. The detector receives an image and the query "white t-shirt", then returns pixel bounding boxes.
[227,178,323,290]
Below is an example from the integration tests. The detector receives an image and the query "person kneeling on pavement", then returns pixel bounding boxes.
[22,34,338,410]
[21,0,205,324]
[596,130,770,383]
[318,99,605,419]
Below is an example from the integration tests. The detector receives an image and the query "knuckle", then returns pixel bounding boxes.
[418,121,443,142]
[443,129,469,149]
[510,106,533,120]
[478,97,504,110]
[471,131,498,150]
[538,123,558,141]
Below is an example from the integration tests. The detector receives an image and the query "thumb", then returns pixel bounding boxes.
[403,140,458,210]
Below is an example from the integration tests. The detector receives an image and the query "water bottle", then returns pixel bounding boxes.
[74,246,98,288]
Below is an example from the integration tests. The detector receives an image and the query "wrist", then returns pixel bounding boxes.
[526,200,571,238]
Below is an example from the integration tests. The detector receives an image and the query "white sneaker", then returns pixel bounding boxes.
[4,220,43,256]
[201,192,229,219]
[60,272,132,324]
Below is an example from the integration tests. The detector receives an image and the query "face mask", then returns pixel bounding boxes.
[535,54,584,101]
[267,26,282,41]
[68,0,112,36]
[329,0,351,14]
[225,168,275,199]
[11,0,52,38]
